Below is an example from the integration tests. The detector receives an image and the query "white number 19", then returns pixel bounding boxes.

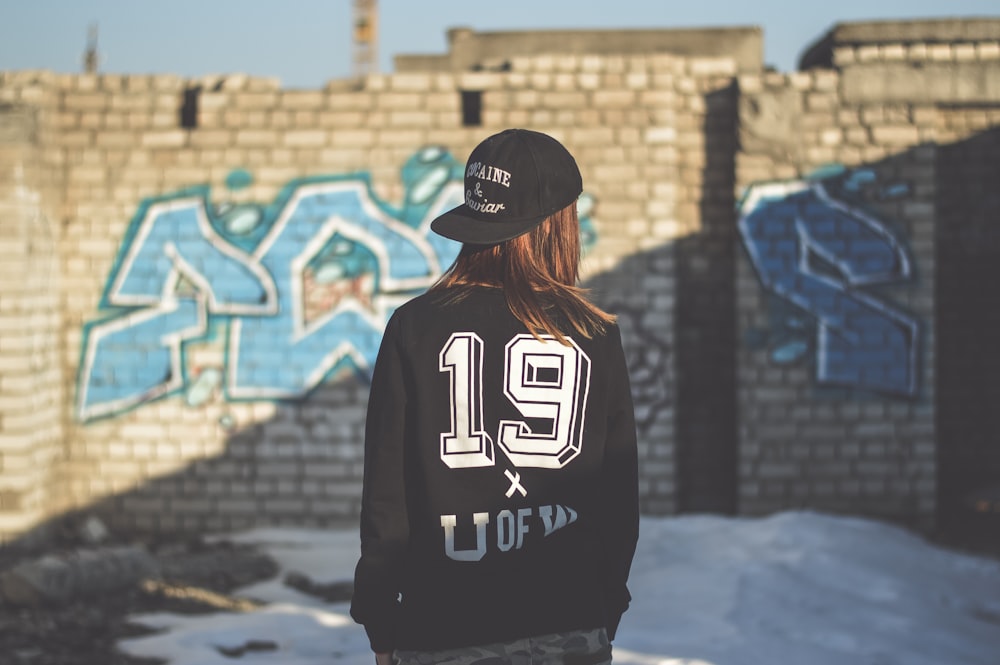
[439,333,591,470]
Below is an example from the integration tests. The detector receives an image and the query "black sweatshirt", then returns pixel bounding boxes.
[350,287,639,652]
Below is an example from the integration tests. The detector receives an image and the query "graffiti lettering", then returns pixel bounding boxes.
[227,181,447,400]
[77,148,467,422]
[737,172,919,397]
[76,148,599,422]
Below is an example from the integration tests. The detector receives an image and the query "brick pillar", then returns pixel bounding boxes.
[734,71,937,529]
[0,103,64,545]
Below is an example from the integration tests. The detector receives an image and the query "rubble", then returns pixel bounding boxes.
[283,570,353,603]
[0,545,158,607]
[0,525,280,665]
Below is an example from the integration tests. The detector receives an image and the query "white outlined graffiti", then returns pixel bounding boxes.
[737,169,919,397]
[76,149,467,422]
[104,196,278,314]
[77,295,209,421]
[76,149,600,422]
[226,180,453,400]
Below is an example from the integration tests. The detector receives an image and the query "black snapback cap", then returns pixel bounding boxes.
[430,128,583,245]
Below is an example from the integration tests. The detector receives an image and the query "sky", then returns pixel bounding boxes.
[115,512,1000,665]
[1,1,999,88]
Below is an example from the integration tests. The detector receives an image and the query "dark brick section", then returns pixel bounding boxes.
[675,83,739,513]
[935,124,1000,538]
[735,92,941,530]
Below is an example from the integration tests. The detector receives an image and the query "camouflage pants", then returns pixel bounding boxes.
[393,627,611,665]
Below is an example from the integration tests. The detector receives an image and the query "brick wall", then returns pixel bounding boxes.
[735,26,1000,529]
[0,92,64,543]
[735,69,941,527]
[934,108,1000,532]
[0,52,745,541]
[0,19,998,544]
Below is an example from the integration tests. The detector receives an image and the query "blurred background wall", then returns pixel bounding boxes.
[1,18,998,547]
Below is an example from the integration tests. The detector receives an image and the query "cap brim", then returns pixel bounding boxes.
[430,205,548,245]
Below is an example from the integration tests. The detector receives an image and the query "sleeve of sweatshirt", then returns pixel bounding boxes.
[599,324,639,641]
[350,313,410,653]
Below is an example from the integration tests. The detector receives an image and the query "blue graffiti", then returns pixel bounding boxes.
[737,171,919,397]
[227,180,447,400]
[103,196,276,313]
[77,147,466,422]
[76,148,600,422]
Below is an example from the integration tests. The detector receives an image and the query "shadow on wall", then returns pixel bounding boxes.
[76,378,373,537]
[935,126,1000,545]
[674,82,739,514]
[2,237,685,556]
[587,242,678,515]
[732,127,1000,539]
[0,384,363,565]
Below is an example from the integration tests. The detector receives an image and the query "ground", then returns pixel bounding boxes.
[1,511,998,665]
[0,529,280,665]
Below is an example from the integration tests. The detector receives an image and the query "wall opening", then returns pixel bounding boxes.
[460,90,482,127]
[180,86,201,129]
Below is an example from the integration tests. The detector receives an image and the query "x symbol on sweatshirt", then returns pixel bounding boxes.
[504,469,527,498]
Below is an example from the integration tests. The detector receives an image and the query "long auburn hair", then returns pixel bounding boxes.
[429,202,615,342]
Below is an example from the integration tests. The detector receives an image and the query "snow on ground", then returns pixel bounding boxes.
[118,512,1000,665]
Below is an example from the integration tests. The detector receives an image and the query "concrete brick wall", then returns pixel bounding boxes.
[735,70,941,527]
[0,52,746,541]
[0,19,998,544]
[934,107,1000,532]
[0,91,64,543]
[730,21,1000,530]
[396,26,763,73]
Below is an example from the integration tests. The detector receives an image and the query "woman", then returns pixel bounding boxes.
[351,129,639,665]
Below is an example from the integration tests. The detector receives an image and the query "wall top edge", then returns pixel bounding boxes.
[800,17,1000,69]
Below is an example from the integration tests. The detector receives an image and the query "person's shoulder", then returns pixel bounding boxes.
[588,320,625,355]
[384,291,453,335]
[587,319,622,343]
[392,290,443,319]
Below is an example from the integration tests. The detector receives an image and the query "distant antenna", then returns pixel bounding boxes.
[83,23,99,74]
[352,0,378,77]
